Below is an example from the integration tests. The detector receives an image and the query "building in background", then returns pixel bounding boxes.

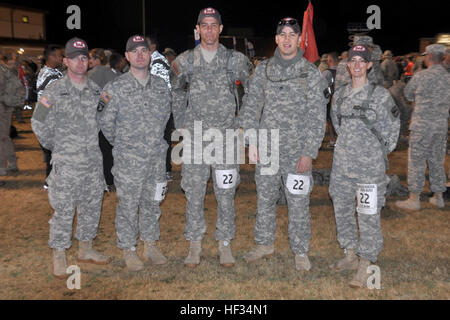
[0,4,47,60]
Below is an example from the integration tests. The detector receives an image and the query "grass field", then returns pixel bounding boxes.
[0,111,448,300]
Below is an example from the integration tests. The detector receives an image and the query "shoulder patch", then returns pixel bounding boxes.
[39,96,53,109]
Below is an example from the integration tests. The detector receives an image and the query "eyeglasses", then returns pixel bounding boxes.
[278,18,299,27]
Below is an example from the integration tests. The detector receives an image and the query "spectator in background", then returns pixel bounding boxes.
[90,51,126,193]
[146,35,174,181]
[381,50,399,89]
[404,55,415,83]
[395,44,450,211]
[109,51,127,74]
[36,44,64,190]
[318,54,329,73]
[444,48,450,72]
[88,48,117,89]
[339,51,348,61]
[163,48,177,66]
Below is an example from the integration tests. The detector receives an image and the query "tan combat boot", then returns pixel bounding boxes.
[330,249,359,271]
[218,240,235,268]
[184,241,202,268]
[429,193,444,208]
[295,254,312,271]
[243,244,274,263]
[123,248,144,272]
[349,257,372,288]
[53,249,68,279]
[77,240,110,265]
[395,193,420,211]
[143,241,168,265]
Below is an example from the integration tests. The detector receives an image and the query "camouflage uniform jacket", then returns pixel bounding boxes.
[331,82,400,178]
[31,76,103,169]
[98,71,171,178]
[170,44,252,130]
[239,48,327,160]
[404,64,450,129]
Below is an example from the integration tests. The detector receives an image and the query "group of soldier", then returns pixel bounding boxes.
[0,6,445,290]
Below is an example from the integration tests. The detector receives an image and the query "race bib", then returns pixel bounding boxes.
[154,182,168,201]
[215,169,238,190]
[286,174,310,195]
[356,184,377,215]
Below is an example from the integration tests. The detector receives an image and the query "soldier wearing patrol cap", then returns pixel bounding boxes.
[395,44,450,211]
[240,17,327,271]
[329,44,400,288]
[98,35,172,272]
[381,50,399,89]
[335,35,384,90]
[170,7,252,268]
[31,37,110,279]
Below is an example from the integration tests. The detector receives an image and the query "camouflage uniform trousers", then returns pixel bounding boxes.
[181,162,240,242]
[254,163,314,256]
[114,155,167,250]
[47,162,104,249]
[0,105,17,168]
[329,172,388,262]
[408,127,448,194]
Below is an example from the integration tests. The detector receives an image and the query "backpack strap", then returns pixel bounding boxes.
[225,49,241,114]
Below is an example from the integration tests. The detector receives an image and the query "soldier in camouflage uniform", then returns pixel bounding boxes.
[170,8,252,268]
[0,62,25,176]
[335,35,384,90]
[31,38,110,279]
[329,45,400,288]
[98,35,172,271]
[240,18,327,271]
[395,44,450,210]
[381,50,399,89]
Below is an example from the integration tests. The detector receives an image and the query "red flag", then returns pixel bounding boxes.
[300,2,320,63]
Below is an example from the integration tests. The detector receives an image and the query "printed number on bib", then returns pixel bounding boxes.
[356,184,377,215]
[154,182,168,201]
[216,169,237,190]
[286,174,310,195]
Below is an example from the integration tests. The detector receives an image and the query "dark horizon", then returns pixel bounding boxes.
[2,0,449,56]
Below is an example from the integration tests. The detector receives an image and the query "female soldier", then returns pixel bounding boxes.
[329,45,400,288]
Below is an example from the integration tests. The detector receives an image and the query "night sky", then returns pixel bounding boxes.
[4,0,449,56]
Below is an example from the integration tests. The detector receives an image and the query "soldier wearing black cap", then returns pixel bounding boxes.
[32,37,110,279]
[329,44,400,288]
[98,35,172,271]
[170,7,252,269]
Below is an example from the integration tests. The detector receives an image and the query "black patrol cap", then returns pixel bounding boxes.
[197,7,222,25]
[65,37,89,59]
[126,35,150,52]
[348,45,371,62]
